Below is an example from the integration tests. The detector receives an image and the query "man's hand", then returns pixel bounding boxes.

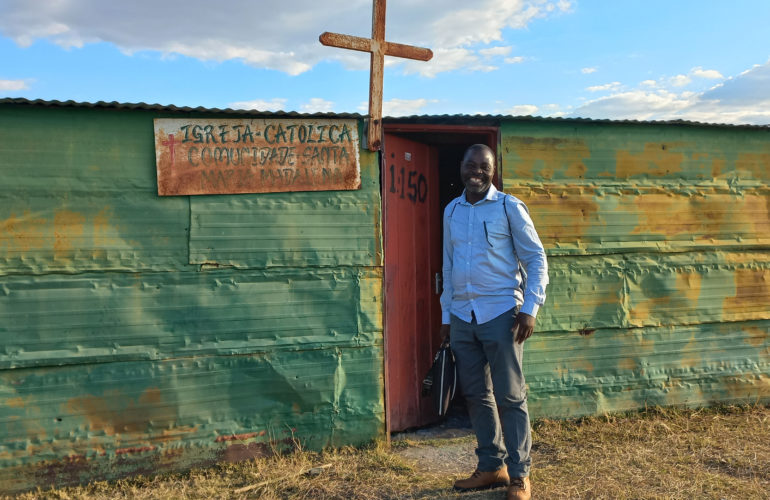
[511,312,535,344]
[440,324,450,342]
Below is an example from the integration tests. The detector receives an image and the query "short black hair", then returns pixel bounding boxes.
[462,144,495,165]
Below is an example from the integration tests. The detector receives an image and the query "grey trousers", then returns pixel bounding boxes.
[450,306,531,478]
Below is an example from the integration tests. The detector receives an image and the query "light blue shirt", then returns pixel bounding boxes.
[440,185,549,325]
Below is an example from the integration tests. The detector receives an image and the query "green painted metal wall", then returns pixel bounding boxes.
[500,120,770,418]
[2,102,769,492]
[0,103,384,492]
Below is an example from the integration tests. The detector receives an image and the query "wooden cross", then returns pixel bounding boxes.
[320,0,432,151]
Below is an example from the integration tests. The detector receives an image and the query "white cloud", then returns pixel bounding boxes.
[581,67,597,74]
[571,59,770,125]
[300,98,335,113]
[479,46,512,57]
[507,104,539,115]
[691,67,724,79]
[573,90,694,121]
[228,98,288,111]
[0,0,571,77]
[383,98,438,117]
[402,47,496,77]
[0,79,29,91]
[640,79,657,87]
[505,56,525,64]
[670,74,692,87]
[586,82,621,92]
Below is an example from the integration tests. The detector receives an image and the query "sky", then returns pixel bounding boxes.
[1,0,769,124]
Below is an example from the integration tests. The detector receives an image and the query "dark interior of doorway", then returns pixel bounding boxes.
[384,128,500,216]
[382,126,498,433]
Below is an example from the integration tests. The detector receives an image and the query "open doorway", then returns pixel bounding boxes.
[381,124,499,433]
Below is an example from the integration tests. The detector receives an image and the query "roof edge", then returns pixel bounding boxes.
[2,97,769,130]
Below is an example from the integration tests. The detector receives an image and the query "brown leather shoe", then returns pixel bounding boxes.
[453,468,510,491]
[506,476,531,500]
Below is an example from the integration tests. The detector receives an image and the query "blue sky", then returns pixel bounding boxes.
[1,0,769,124]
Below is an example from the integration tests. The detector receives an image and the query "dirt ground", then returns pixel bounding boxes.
[392,401,478,477]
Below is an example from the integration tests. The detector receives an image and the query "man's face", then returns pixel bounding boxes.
[460,148,495,196]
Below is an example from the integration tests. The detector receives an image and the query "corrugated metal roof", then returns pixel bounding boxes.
[2,97,769,129]
[388,113,770,130]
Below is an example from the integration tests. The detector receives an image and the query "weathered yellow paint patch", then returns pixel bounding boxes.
[723,268,770,319]
[53,210,85,257]
[743,193,770,236]
[504,137,591,179]
[4,397,25,408]
[710,158,726,178]
[679,272,703,304]
[618,357,636,371]
[742,326,768,349]
[92,206,127,258]
[569,358,595,373]
[721,374,770,400]
[680,331,702,369]
[507,187,600,246]
[629,296,670,326]
[615,142,686,178]
[629,193,757,239]
[0,211,49,252]
[736,151,770,180]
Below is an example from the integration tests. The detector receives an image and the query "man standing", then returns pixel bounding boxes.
[440,144,548,500]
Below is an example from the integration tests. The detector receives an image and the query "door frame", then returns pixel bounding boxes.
[380,123,500,438]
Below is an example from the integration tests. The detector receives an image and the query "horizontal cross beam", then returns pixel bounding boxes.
[319,32,433,62]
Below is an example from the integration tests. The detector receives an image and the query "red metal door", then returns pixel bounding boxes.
[383,134,443,432]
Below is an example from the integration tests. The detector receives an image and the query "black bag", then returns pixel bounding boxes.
[421,337,457,416]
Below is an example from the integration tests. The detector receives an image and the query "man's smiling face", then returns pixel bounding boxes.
[460,147,495,201]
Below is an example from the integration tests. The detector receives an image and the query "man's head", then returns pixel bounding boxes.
[461,144,495,201]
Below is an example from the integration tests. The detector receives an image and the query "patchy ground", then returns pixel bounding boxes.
[5,403,769,499]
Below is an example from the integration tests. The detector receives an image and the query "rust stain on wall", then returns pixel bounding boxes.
[53,210,85,257]
[505,137,590,179]
[0,211,48,253]
[615,142,686,178]
[215,431,267,442]
[92,207,125,255]
[64,388,174,436]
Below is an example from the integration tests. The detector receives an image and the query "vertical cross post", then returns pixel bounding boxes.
[320,0,432,151]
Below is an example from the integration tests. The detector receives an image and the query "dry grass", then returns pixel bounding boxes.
[8,404,769,500]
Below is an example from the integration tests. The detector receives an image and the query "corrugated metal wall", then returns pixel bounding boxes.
[500,121,770,417]
[3,103,769,492]
[0,103,384,492]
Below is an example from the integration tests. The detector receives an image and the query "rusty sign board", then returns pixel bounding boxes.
[154,118,361,195]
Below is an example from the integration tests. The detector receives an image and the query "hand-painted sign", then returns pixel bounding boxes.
[154,118,361,195]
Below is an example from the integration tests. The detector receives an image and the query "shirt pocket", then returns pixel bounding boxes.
[483,218,512,249]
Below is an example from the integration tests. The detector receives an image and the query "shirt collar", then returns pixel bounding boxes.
[460,184,501,205]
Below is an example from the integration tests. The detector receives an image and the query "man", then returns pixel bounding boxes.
[440,144,548,500]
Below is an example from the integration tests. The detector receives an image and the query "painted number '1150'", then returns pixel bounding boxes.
[389,164,427,203]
